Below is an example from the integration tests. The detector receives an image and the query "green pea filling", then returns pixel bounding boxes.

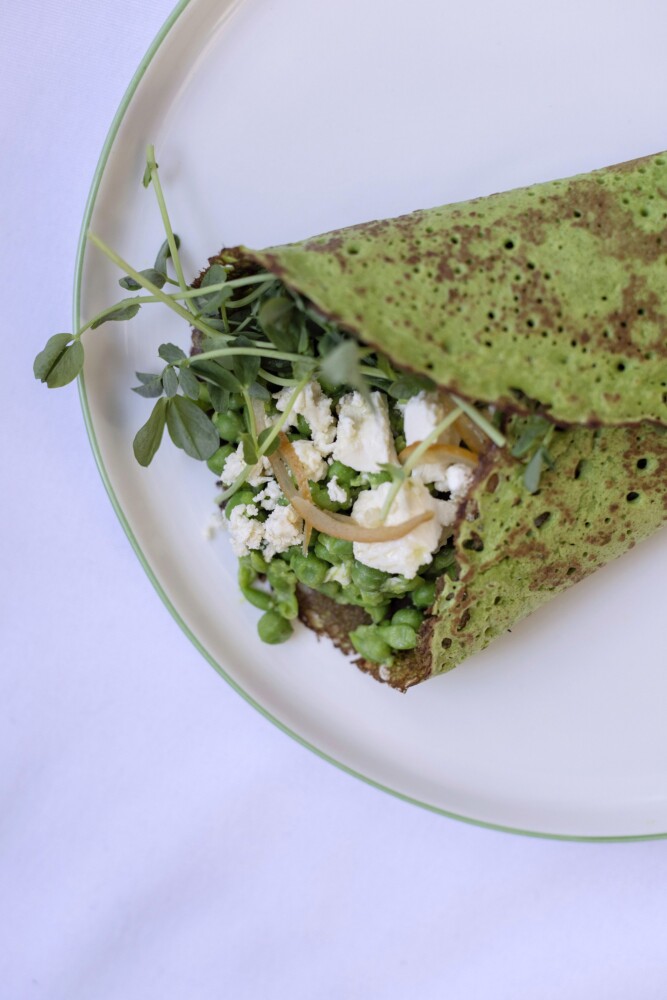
[226,378,459,663]
[257,611,293,644]
[236,511,455,670]
[220,373,460,665]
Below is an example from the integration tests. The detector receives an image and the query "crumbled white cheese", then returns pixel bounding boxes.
[442,462,474,501]
[332,391,398,473]
[219,381,475,579]
[378,664,392,681]
[324,563,352,586]
[254,479,282,511]
[291,439,328,482]
[410,461,444,491]
[263,503,303,560]
[227,503,264,557]
[274,380,336,453]
[411,460,474,498]
[402,391,456,446]
[351,479,456,578]
[220,443,272,488]
[327,476,348,504]
[228,494,303,559]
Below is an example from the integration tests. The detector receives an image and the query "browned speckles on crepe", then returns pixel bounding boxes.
[242,151,667,426]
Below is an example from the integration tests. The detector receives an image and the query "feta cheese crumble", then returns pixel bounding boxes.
[351,479,457,578]
[291,439,328,482]
[220,443,272,488]
[332,391,398,473]
[442,462,474,500]
[262,503,303,560]
[411,460,474,499]
[274,380,336,453]
[327,476,348,503]
[227,503,264,557]
[226,496,303,559]
[254,479,283,511]
[402,391,457,446]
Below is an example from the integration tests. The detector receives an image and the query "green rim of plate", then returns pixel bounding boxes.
[74,0,666,843]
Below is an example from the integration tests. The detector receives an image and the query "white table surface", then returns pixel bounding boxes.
[3,2,667,998]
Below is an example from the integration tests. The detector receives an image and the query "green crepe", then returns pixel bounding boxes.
[220,151,667,687]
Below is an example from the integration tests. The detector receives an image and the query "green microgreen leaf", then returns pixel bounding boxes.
[131,374,164,398]
[154,234,181,275]
[188,358,242,392]
[119,268,166,291]
[239,432,258,465]
[523,446,547,494]
[258,297,298,351]
[297,319,310,355]
[376,353,399,381]
[162,366,179,398]
[197,334,229,351]
[133,397,167,466]
[158,343,186,364]
[291,357,318,382]
[43,339,84,388]
[511,416,552,458]
[135,371,159,385]
[90,301,141,329]
[320,338,367,395]
[257,427,280,457]
[178,365,201,400]
[248,382,270,400]
[387,372,436,400]
[209,385,229,412]
[296,414,311,437]
[33,333,73,382]
[165,395,219,460]
[195,264,231,316]
[317,328,344,357]
[231,337,261,387]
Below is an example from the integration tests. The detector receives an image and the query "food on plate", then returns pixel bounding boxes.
[35,147,667,688]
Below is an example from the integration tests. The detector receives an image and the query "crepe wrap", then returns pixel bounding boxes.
[214,151,667,688]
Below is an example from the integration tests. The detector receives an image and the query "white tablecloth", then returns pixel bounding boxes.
[3,2,667,997]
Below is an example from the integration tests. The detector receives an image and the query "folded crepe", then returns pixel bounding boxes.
[208,151,667,688]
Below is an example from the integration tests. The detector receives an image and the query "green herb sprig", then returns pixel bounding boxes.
[510,415,555,493]
[33,144,397,497]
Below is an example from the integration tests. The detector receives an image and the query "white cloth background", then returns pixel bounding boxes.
[3,2,667,998]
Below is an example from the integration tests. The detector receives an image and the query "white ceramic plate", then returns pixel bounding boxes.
[78,0,667,839]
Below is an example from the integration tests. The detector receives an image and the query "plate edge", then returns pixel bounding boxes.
[72,0,667,844]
